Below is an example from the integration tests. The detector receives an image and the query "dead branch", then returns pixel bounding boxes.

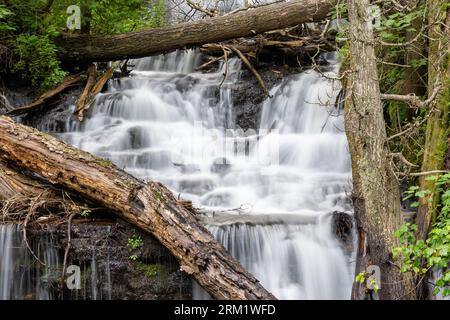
[77,62,119,121]
[227,45,271,97]
[7,73,84,116]
[381,84,442,109]
[186,0,217,17]
[74,64,97,121]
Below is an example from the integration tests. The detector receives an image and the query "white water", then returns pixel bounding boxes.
[0,50,355,299]
[0,224,115,300]
[0,225,60,300]
[61,50,355,299]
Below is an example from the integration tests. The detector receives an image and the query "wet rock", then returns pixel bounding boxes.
[175,75,199,92]
[21,87,83,133]
[232,63,301,131]
[210,157,232,176]
[331,211,354,244]
[30,218,192,300]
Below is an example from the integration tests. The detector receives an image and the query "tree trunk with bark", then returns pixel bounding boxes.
[55,0,337,62]
[344,0,416,300]
[0,116,276,300]
[416,0,449,241]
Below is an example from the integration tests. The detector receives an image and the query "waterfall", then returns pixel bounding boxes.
[0,224,118,300]
[61,49,355,299]
[0,225,60,300]
[1,49,355,299]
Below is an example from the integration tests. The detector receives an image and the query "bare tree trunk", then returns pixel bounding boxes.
[416,1,449,241]
[55,0,337,62]
[0,116,276,300]
[344,0,416,300]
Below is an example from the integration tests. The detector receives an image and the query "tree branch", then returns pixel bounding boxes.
[381,84,442,108]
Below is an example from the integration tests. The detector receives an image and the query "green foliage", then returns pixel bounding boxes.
[80,208,91,218]
[393,174,450,296]
[3,0,166,91]
[129,254,139,261]
[13,34,67,92]
[354,271,379,293]
[376,9,423,43]
[329,3,347,20]
[355,272,366,284]
[0,5,15,33]
[47,0,166,35]
[128,235,144,250]
[127,235,144,260]
[137,263,167,279]
[375,4,425,95]
[89,0,165,34]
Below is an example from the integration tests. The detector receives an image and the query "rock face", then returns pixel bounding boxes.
[232,63,297,131]
[22,87,83,133]
[32,218,192,300]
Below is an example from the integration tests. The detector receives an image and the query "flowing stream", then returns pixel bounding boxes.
[0,50,355,299]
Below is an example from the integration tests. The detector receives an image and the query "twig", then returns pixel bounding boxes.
[406,170,449,177]
[227,45,271,97]
[219,46,230,88]
[196,54,225,70]
[186,0,216,17]
[390,152,419,168]
[22,193,46,266]
[225,1,284,16]
[60,213,76,291]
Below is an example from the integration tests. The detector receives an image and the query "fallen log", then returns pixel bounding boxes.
[55,0,337,62]
[7,73,84,117]
[0,116,276,300]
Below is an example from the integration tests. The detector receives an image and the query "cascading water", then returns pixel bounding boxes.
[0,49,355,300]
[0,225,60,300]
[60,50,355,299]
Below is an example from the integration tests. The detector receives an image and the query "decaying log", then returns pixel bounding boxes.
[55,0,337,62]
[7,73,84,117]
[0,116,276,300]
[0,161,51,200]
[0,160,90,225]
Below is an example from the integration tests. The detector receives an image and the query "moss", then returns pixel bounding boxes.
[96,159,113,167]
[153,190,162,200]
[137,262,168,284]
